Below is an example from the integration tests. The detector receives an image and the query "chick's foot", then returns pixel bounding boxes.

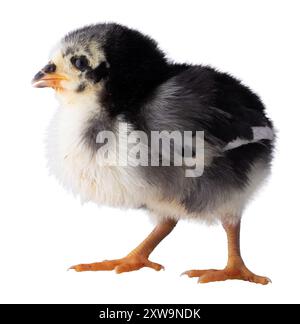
[69,255,164,273]
[182,266,271,285]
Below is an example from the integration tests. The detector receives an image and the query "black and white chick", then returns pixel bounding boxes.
[32,23,274,284]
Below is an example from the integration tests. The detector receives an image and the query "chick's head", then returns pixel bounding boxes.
[32,26,110,98]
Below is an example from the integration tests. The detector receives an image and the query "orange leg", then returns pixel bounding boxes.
[70,219,177,273]
[183,220,271,285]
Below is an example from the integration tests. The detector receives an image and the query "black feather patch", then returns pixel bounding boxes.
[86,62,108,83]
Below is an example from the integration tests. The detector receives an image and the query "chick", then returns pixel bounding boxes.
[32,23,274,284]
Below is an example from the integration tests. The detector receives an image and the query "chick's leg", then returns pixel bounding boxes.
[183,220,271,285]
[70,219,177,273]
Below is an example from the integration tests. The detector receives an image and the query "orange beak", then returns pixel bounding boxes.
[32,67,68,90]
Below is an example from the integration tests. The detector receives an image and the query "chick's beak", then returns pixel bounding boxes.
[32,63,67,89]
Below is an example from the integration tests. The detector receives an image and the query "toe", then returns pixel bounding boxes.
[115,262,143,274]
[115,259,164,273]
[69,263,92,272]
[146,261,164,271]
[69,260,121,272]
[198,271,229,283]
[248,274,271,285]
[182,269,216,278]
[239,268,271,285]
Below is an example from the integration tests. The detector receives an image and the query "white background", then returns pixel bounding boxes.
[0,0,299,304]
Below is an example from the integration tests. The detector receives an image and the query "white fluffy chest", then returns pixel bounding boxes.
[46,95,146,208]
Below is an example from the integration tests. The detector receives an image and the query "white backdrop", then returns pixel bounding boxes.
[0,0,299,304]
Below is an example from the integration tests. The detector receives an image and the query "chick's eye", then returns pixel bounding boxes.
[71,56,89,71]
